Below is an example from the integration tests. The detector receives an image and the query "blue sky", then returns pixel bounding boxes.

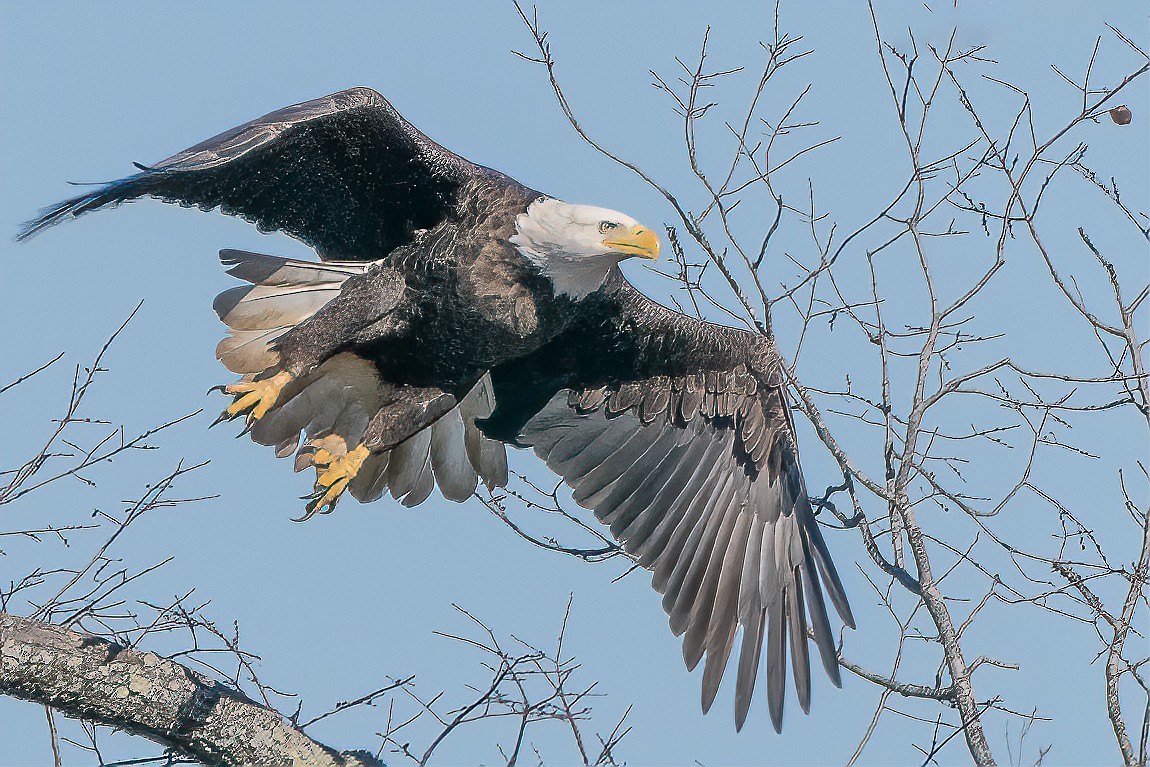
[2,2,1146,765]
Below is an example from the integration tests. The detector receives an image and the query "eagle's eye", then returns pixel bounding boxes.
[599,220,620,234]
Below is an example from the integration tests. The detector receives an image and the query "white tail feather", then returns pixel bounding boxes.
[388,428,433,504]
[214,250,371,374]
[430,408,480,501]
[460,373,508,489]
[215,284,342,331]
[350,450,392,503]
[220,249,367,285]
[216,327,290,374]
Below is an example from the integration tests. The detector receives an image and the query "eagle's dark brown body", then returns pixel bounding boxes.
[20,87,853,733]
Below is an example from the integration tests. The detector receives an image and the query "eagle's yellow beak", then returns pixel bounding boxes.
[603,224,660,260]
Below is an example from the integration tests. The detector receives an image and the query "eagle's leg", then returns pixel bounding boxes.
[301,385,461,515]
[213,370,294,426]
[305,443,370,515]
[362,387,459,451]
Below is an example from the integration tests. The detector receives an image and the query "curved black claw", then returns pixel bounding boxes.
[295,488,336,522]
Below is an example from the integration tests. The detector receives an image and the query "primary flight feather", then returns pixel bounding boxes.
[20,87,854,731]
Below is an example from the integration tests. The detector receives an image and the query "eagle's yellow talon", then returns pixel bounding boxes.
[311,448,337,466]
[219,371,293,422]
[308,444,370,513]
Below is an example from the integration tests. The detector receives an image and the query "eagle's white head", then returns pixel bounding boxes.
[511,198,660,299]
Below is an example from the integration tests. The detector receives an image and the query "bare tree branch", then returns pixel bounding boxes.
[0,613,383,767]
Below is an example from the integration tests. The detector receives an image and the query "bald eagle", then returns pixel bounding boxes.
[20,87,853,732]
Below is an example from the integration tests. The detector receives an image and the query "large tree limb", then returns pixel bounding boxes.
[0,612,381,766]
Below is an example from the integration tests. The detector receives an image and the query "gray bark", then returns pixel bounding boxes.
[0,612,382,766]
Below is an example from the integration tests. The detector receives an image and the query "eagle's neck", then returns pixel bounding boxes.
[526,253,616,300]
[509,199,621,300]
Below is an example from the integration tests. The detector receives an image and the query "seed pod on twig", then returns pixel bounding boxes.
[1109,105,1132,125]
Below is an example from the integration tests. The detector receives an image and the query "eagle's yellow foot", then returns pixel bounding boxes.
[304,443,370,517]
[212,371,293,426]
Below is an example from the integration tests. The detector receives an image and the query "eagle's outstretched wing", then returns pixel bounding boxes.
[18,87,507,260]
[483,271,855,731]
